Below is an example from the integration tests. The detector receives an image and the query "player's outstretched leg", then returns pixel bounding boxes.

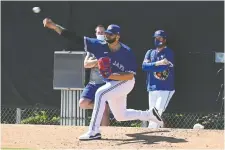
[107,95,163,126]
[79,79,163,140]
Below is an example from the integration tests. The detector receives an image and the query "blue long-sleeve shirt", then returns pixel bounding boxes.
[142,47,175,91]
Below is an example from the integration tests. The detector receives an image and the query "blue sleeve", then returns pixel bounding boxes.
[167,49,174,66]
[144,50,151,60]
[125,50,137,75]
[142,50,169,72]
[142,63,169,72]
[84,36,99,55]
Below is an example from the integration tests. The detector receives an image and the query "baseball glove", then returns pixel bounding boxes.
[154,69,170,80]
[98,57,112,78]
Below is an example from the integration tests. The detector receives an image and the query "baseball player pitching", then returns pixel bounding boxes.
[142,30,175,128]
[43,18,163,140]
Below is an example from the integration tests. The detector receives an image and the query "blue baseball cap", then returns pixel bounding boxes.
[153,30,167,38]
[105,24,120,35]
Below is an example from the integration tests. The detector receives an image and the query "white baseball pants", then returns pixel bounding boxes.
[88,78,158,133]
[148,90,175,128]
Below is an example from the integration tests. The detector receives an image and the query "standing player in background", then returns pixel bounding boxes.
[43,18,163,140]
[80,25,110,126]
[142,30,175,128]
[84,25,105,86]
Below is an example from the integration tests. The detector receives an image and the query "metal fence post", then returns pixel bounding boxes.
[16,108,21,124]
[60,89,86,126]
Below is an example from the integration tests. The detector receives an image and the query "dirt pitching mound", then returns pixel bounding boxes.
[2,124,224,149]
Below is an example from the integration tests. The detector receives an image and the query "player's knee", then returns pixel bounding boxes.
[79,98,93,109]
[114,112,127,121]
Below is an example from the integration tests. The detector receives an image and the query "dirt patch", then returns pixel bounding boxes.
[1,124,224,149]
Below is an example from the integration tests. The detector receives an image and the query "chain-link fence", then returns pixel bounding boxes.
[1,106,224,130]
[1,106,60,125]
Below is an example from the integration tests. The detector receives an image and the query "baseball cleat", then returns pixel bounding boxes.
[151,107,163,127]
[79,131,101,141]
[148,121,164,128]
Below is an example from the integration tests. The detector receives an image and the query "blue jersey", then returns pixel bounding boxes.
[84,37,137,81]
[142,47,175,91]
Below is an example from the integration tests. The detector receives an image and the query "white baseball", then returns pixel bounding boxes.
[32,7,41,13]
[193,123,204,129]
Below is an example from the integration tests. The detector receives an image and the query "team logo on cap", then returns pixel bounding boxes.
[155,30,161,34]
[108,25,113,30]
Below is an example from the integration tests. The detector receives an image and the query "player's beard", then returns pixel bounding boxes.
[106,37,117,44]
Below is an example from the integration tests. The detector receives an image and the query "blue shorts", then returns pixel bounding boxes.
[81,83,105,102]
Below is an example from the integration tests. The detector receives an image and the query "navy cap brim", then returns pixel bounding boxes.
[105,30,114,34]
[105,30,120,35]
[153,35,162,37]
[153,35,167,38]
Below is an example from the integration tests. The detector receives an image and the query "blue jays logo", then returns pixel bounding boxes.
[107,25,113,30]
[112,60,125,72]
[157,55,165,61]
[155,30,161,34]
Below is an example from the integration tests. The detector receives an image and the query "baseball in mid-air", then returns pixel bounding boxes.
[32,7,41,13]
